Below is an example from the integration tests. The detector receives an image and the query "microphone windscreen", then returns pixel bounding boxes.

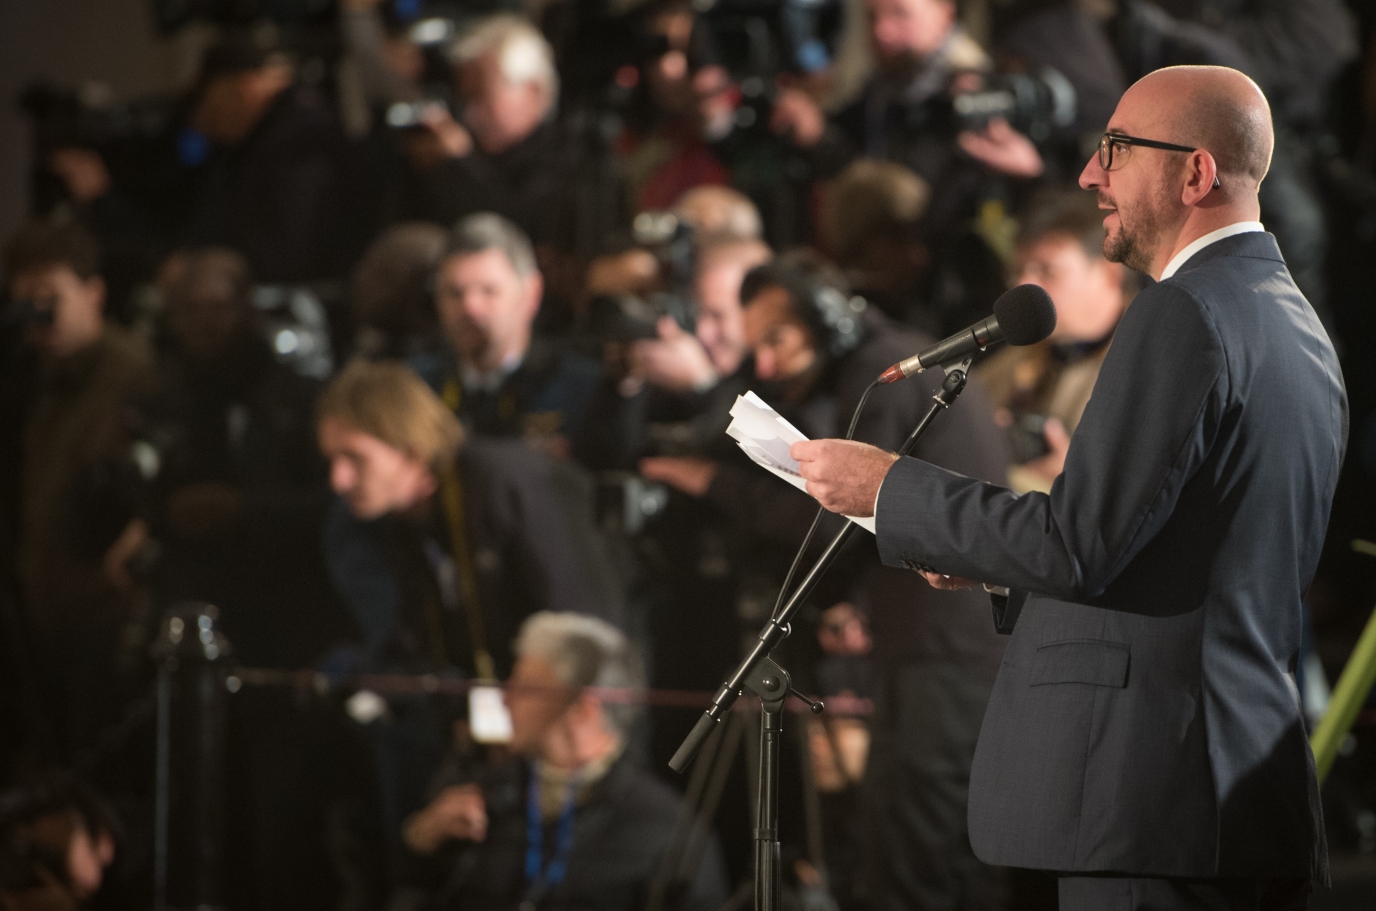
[993,284,1057,346]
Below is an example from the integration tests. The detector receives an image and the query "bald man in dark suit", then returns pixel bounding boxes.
[789,66,1346,911]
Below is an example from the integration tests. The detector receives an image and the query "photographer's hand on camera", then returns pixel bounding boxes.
[47,148,112,204]
[770,87,827,148]
[1018,416,1070,486]
[404,106,474,170]
[628,316,718,395]
[638,456,717,498]
[956,116,1044,178]
[102,518,150,593]
[403,784,489,855]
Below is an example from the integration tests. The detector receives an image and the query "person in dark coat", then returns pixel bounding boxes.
[791,66,1344,911]
[395,611,728,911]
[641,251,1011,911]
[767,0,1045,245]
[118,247,347,667]
[180,34,359,283]
[3,219,154,766]
[395,15,627,265]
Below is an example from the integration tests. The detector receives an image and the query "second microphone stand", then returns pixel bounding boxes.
[669,359,974,911]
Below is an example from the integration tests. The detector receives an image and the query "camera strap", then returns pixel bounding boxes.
[437,464,496,682]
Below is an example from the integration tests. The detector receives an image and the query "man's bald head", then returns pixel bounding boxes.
[1126,66,1274,187]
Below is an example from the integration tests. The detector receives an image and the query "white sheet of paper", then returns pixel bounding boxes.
[726,391,876,534]
[468,684,513,744]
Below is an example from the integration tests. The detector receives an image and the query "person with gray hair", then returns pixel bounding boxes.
[395,14,628,262]
[398,611,728,911]
[409,212,607,452]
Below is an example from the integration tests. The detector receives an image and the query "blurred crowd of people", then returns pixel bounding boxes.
[0,0,1371,909]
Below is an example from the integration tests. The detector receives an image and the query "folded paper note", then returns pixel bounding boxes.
[725,391,875,534]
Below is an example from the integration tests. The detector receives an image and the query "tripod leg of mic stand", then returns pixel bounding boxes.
[744,657,790,911]
[756,703,782,911]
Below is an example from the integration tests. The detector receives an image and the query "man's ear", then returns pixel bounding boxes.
[1181,150,1220,207]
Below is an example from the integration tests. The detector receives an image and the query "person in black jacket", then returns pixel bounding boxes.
[180,34,360,283]
[642,251,1011,911]
[767,0,1045,244]
[396,611,728,911]
[395,15,627,266]
[791,66,1344,911]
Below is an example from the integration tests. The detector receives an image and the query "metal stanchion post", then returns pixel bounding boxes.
[152,602,230,911]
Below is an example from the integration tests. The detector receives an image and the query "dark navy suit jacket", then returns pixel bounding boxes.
[875,232,1346,879]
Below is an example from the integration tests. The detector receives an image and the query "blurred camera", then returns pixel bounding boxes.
[4,296,57,328]
[583,291,696,344]
[384,98,452,130]
[1004,411,1051,464]
[951,67,1077,142]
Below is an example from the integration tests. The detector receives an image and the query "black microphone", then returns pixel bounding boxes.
[878,284,1057,384]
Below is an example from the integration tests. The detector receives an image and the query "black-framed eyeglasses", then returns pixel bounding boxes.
[1098,132,1221,189]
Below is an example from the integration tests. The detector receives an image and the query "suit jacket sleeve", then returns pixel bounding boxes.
[876,282,1229,603]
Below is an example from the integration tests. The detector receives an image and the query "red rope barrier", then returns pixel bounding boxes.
[228,667,874,716]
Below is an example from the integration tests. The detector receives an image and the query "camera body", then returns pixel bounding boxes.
[582,211,697,345]
[950,67,1077,143]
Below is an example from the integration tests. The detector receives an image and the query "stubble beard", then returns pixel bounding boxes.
[1101,182,1172,275]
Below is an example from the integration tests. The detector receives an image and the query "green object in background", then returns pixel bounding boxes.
[1311,541,1376,783]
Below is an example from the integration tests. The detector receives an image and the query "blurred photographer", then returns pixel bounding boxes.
[111,247,346,668]
[611,0,740,212]
[410,214,605,458]
[396,14,629,274]
[582,235,771,470]
[180,32,359,283]
[977,191,1133,495]
[0,775,119,911]
[396,612,728,911]
[821,158,1005,336]
[2,219,153,765]
[769,0,1044,241]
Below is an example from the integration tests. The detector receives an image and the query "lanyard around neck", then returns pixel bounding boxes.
[524,763,580,896]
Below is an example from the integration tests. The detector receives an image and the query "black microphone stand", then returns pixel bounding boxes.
[669,359,975,911]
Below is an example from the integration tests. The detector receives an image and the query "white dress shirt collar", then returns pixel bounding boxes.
[1159,221,1265,281]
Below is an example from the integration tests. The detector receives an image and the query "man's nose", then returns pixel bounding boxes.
[1079,155,1105,191]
